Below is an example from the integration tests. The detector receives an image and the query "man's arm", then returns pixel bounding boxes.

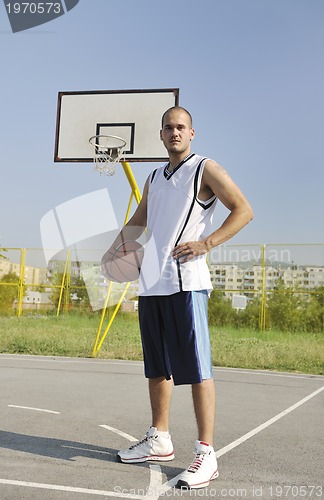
[172,160,253,262]
[102,176,149,260]
[123,175,149,232]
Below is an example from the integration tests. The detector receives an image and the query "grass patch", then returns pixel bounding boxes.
[0,314,143,360]
[0,314,323,375]
[210,327,324,374]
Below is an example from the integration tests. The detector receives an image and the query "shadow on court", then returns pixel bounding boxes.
[0,429,185,477]
[0,430,117,463]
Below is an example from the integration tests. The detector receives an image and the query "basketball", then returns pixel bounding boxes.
[101,240,144,283]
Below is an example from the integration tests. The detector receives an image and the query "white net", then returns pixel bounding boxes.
[89,135,126,176]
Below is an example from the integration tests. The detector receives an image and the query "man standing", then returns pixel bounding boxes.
[111,106,253,489]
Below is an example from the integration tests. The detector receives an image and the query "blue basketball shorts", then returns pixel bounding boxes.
[138,290,213,385]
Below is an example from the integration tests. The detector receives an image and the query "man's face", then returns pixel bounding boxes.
[160,109,195,156]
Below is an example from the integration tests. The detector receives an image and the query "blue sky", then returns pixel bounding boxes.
[1,0,323,259]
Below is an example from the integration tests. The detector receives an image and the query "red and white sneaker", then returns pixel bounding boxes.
[117,427,174,463]
[177,440,219,489]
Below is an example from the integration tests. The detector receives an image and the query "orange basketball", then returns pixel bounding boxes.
[101,240,144,283]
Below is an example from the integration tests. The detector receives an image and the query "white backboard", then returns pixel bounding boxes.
[54,88,179,163]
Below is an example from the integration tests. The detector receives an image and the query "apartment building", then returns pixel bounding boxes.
[210,263,324,299]
[0,259,48,286]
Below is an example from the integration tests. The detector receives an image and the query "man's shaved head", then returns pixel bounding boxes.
[161,106,193,128]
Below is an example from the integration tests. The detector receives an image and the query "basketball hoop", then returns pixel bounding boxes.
[89,135,126,175]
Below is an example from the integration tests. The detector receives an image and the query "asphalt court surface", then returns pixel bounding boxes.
[0,354,323,499]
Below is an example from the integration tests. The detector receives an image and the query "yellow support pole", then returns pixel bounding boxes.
[95,282,131,355]
[124,192,135,225]
[56,249,71,316]
[91,162,142,357]
[91,280,113,356]
[122,162,142,205]
[17,248,26,317]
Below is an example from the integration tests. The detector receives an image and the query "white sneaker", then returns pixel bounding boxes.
[177,440,219,489]
[117,427,175,463]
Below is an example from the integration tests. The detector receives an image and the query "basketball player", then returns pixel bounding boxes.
[114,106,253,489]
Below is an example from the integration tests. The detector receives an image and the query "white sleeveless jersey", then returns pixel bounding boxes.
[138,153,218,296]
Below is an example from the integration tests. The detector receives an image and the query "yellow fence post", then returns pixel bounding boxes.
[17,248,26,317]
[64,253,71,313]
[259,244,267,331]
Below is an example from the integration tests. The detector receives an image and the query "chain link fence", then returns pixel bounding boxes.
[0,245,323,331]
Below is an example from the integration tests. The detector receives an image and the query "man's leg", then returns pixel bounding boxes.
[192,378,216,446]
[117,376,174,463]
[176,378,218,489]
[149,376,173,431]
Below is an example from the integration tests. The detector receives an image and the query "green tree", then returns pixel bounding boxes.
[35,283,47,293]
[304,286,324,333]
[70,275,91,310]
[49,272,66,309]
[234,296,261,330]
[49,272,91,312]
[0,272,19,313]
[266,277,307,332]
[208,290,236,326]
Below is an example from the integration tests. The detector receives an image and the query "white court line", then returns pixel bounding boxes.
[215,385,324,458]
[146,464,163,500]
[158,385,324,496]
[7,405,60,415]
[1,387,323,498]
[62,445,111,456]
[1,354,323,380]
[99,425,138,442]
[0,355,142,367]
[214,367,324,381]
[100,425,161,500]
[0,479,143,499]
[0,425,161,499]
[1,361,323,498]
